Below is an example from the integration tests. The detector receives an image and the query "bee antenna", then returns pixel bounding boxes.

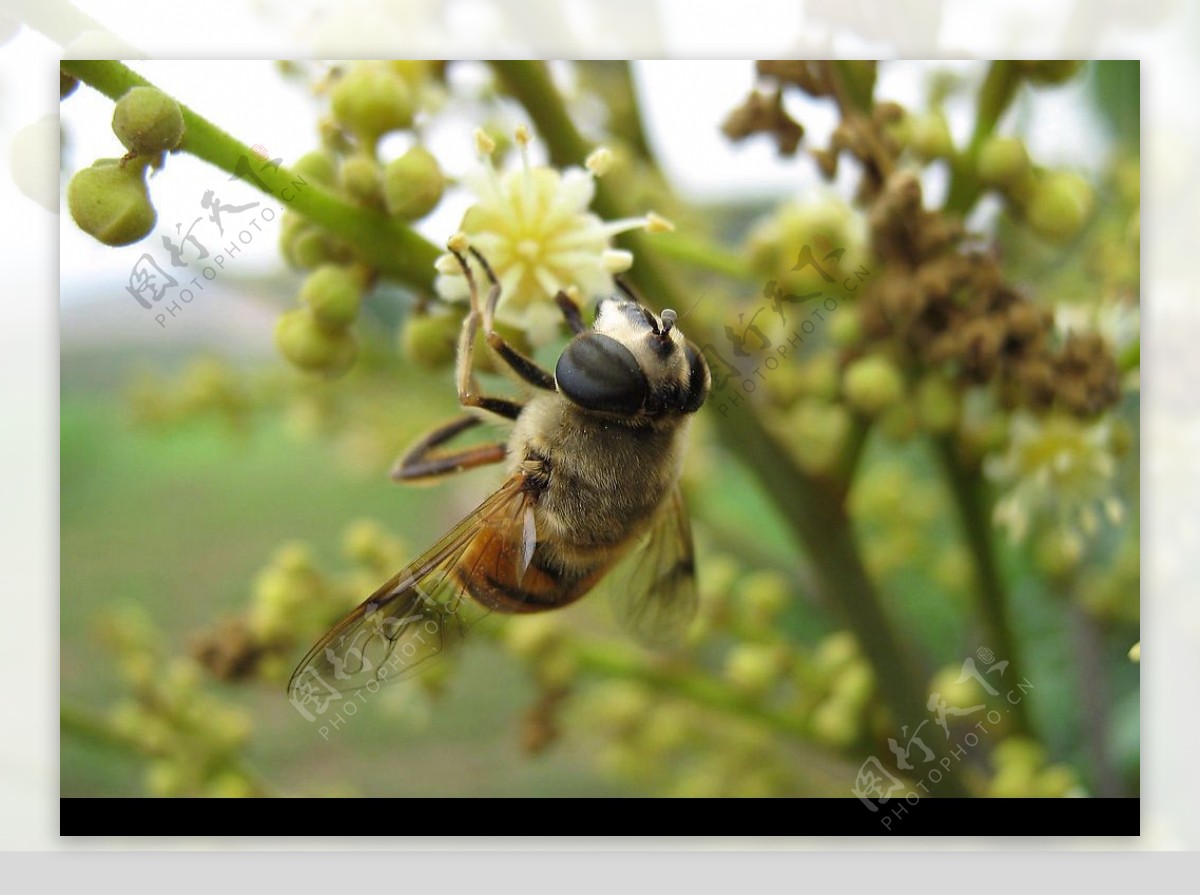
[640,305,660,335]
[660,309,677,335]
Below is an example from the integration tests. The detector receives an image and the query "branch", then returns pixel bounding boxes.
[60,60,441,291]
[932,436,1031,736]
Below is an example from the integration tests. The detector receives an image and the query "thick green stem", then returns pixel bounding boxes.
[61,60,440,291]
[494,59,967,797]
[944,61,1020,216]
[933,437,1031,736]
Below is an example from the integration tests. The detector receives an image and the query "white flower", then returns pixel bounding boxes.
[435,128,664,344]
[986,411,1125,554]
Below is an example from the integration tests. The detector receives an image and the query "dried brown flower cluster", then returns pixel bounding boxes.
[858,173,1119,416]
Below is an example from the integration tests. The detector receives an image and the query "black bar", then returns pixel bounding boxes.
[61,797,1139,838]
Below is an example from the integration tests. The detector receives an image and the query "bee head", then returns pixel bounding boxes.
[554,291,711,419]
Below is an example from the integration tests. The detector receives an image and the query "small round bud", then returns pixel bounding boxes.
[1026,171,1094,244]
[908,112,954,161]
[929,664,987,711]
[300,264,363,331]
[112,86,185,155]
[292,150,337,186]
[330,62,415,145]
[810,696,859,747]
[724,643,787,696]
[503,615,561,659]
[67,159,156,246]
[829,308,863,347]
[401,310,461,370]
[843,355,905,415]
[975,135,1031,191]
[832,659,875,706]
[787,399,851,474]
[915,374,960,433]
[275,308,358,376]
[383,145,444,220]
[735,569,790,629]
[813,631,859,678]
[338,154,382,205]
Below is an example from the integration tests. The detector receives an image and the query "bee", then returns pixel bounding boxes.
[288,244,710,701]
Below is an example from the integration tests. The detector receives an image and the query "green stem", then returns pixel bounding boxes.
[494,59,967,797]
[932,436,1031,736]
[574,640,808,738]
[652,232,757,281]
[60,60,440,291]
[944,61,1020,216]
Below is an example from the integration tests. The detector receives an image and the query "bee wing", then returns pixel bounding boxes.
[287,475,537,702]
[608,485,699,646]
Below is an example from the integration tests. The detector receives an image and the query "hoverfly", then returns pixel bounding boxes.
[289,244,710,700]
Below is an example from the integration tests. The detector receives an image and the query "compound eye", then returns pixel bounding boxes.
[555,333,648,415]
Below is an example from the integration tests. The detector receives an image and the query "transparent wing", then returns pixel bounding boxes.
[608,486,699,646]
[287,475,536,703]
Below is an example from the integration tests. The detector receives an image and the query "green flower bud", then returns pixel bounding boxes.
[591,681,652,730]
[724,643,787,696]
[401,310,461,370]
[915,374,960,433]
[976,135,1031,192]
[207,771,256,799]
[112,86,185,155]
[829,307,863,347]
[342,519,389,565]
[300,264,363,331]
[843,355,905,415]
[330,62,415,144]
[787,399,852,474]
[146,759,187,797]
[929,664,987,711]
[908,112,954,161]
[289,228,333,270]
[810,696,859,747]
[292,150,337,186]
[813,631,859,678]
[339,154,382,205]
[987,762,1036,797]
[384,145,445,220]
[832,659,875,706]
[67,159,156,246]
[275,308,358,376]
[993,737,1046,774]
[1026,171,1094,244]
[503,615,561,659]
[735,569,790,629]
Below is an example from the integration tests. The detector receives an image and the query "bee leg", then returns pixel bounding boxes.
[454,247,557,391]
[554,290,586,334]
[392,414,509,482]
